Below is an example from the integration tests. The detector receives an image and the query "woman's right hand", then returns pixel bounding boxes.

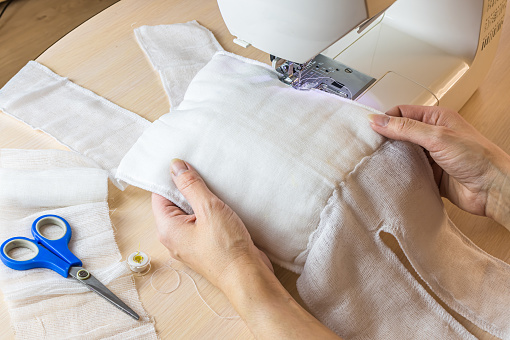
[369,105,510,229]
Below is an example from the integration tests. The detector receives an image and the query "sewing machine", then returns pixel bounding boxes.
[218,0,507,112]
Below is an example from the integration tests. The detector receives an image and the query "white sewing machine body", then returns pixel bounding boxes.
[218,0,507,112]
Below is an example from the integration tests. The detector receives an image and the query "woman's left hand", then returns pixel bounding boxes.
[151,158,272,290]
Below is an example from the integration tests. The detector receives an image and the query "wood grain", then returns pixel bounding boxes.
[0,0,509,338]
[0,0,119,87]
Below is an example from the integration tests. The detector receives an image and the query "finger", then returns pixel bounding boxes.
[151,193,187,219]
[170,158,216,212]
[369,114,441,151]
[387,105,458,127]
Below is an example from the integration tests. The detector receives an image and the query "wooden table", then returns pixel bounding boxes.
[0,0,509,338]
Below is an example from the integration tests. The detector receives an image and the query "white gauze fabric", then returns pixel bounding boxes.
[0,62,151,189]
[117,51,385,272]
[298,140,510,339]
[0,149,157,339]
[134,21,224,108]
[116,51,510,339]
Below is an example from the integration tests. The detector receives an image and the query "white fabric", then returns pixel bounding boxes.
[0,149,157,339]
[134,21,224,108]
[117,51,510,339]
[1,21,509,339]
[117,51,385,272]
[0,62,151,189]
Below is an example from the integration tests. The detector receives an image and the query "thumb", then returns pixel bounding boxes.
[170,158,215,211]
[368,113,437,150]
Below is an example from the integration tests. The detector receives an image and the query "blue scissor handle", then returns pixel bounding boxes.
[0,215,82,277]
[0,236,72,277]
[31,215,82,270]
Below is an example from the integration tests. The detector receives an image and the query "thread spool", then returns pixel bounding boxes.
[127,251,151,275]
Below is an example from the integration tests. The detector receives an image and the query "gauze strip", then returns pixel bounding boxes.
[134,21,224,108]
[117,51,386,272]
[0,62,151,189]
[116,51,510,339]
[297,140,510,339]
[0,149,157,339]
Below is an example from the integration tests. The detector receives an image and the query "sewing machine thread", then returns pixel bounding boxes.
[150,262,240,320]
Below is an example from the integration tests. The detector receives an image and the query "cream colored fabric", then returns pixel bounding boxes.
[0,149,157,339]
[298,140,510,339]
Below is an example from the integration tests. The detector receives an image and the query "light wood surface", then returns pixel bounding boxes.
[0,0,509,339]
[0,0,119,87]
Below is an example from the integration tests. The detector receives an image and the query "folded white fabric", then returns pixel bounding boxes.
[134,21,224,108]
[0,149,157,339]
[116,51,510,339]
[0,62,151,189]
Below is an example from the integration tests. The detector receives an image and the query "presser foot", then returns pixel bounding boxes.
[272,54,375,100]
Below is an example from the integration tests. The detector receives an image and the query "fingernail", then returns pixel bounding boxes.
[368,114,390,127]
[170,158,189,176]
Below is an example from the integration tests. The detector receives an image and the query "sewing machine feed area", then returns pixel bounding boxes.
[276,54,376,100]
[219,0,507,112]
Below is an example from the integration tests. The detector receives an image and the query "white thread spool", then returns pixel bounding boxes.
[128,251,151,275]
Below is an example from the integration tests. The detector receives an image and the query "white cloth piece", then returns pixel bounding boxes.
[116,51,510,339]
[0,168,107,208]
[134,21,224,108]
[0,62,151,189]
[0,149,157,339]
[117,51,385,273]
[298,140,510,339]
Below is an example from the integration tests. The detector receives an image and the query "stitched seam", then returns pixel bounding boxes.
[390,222,508,338]
[375,227,478,339]
[297,139,393,263]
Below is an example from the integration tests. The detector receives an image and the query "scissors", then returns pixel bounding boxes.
[0,214,139,320]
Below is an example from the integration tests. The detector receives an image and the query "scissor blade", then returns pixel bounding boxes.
[69,266,140,320]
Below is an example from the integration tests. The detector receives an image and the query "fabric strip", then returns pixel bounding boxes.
[298,140,510,339]
[0,61,151,189]
[134,20,224,108]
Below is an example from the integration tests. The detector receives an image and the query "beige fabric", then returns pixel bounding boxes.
[298,140,510,339]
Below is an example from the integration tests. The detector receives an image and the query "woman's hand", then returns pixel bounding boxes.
[152,159,272,290]
[369,105,510,228]
[152,159,341,339]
